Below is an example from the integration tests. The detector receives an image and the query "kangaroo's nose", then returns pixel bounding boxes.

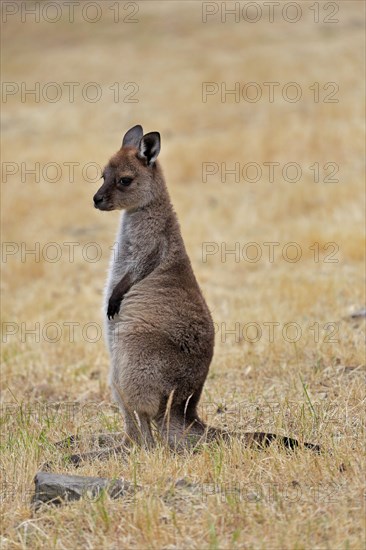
[93,193,103,206]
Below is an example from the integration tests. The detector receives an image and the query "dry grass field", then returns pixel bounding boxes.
[1,1,365,548]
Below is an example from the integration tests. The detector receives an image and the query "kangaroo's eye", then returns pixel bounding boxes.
[119,177,133,187]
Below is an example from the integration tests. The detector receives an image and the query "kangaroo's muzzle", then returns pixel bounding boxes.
[93,193,104,209]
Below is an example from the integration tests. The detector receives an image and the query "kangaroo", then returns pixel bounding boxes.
[68,125,319,464]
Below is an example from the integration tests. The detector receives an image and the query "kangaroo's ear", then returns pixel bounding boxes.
[122,125,143,148]
[138,132,161,166]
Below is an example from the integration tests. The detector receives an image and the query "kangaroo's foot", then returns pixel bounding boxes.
[67,443,130,467]
[54,432,125,449]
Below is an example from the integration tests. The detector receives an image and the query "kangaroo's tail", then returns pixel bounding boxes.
[188,419,321,453]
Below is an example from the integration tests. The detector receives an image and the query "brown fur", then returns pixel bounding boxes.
[69,125,319,464]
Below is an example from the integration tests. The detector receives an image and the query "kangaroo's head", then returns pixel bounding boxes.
[93,125,161,211]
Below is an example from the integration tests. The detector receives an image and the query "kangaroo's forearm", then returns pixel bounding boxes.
[107,245,160,319]
[107,272,132,320]
[112,272,133,300]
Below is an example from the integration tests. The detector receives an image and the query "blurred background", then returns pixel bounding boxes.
[2,0,365,405]
[1,2,365,548]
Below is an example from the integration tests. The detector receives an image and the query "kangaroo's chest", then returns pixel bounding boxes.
[107,221,147,287]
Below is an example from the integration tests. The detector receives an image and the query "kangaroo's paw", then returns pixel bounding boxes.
[107,295,122,320]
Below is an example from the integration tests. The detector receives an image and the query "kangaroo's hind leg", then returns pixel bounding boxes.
[111,383,155,449]
[154,387,208,450]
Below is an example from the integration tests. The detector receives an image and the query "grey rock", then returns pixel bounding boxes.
[32,471,137,509]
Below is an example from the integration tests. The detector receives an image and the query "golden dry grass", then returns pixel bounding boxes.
[1,1,365,549]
